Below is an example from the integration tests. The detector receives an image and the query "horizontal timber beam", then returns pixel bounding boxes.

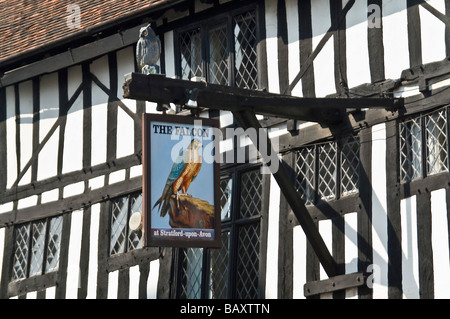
[123,72,403,125]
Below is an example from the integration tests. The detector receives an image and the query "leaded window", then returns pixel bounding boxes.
[295,146,315,205]
[400,117,422,182]
[12,216,63,281]
[400,106,449,183]
[180,27,203,80]
[179,248,204,299]
[110,192,143,255]
[177,8,258,90]
[294,135,361,205]
[176,168,266,299]
[426,109,448,175]
[234,11,258,90]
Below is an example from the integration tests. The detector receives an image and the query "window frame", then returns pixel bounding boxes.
[399,105,449,184]
[2,214,66,298]
[108,191,144,257]
[104,190,161,275]
[174,3,262,90]
[10,215,64,282]
[294,133,362,206]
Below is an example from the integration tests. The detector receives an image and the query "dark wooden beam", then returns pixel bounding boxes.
[233,110,339,278]
[123,72,402,125]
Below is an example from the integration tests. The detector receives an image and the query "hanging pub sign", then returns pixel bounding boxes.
[142,113,221,248]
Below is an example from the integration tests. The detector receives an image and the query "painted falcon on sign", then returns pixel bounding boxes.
[153,139,203,217]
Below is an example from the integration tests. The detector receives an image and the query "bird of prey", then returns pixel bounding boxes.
[153,139,203,218]
[136,23,161,74]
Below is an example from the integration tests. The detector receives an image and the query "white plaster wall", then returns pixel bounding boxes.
[38,72,59,181]
[129,265,140,299]
[265,0,280,94]
[400,195,420,299]
[90,55,109,167]
[66,209,84,299]
[116,47,136,159]
[117,47,136,111]
[344,212,358,299]
[62,66,83,174]
[63,181,85,198]
[0,203,13,215]
[17,195,38,210]
[0,228,5,290]
[147,259,160,299]
[116,106,135,158]
[45,286,56,299]
[431,188,450,298]
[6,86,17,189]
[319,219,333,299]
[286,0,303,97]
[86,203,100,299]
[311,0,335,97]
[107,270,119,299]
[383,0,409,80]
[345,0,371,88]
[18,80,33,186]
[164,31,176,78]
[420,0,446,65]
[90,54,110,86]
[265,174,280,299]
[26,291,37,299]
[293,225,306,299]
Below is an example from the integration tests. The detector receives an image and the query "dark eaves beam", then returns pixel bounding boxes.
[123,72,403,124]
[233,110,339,278]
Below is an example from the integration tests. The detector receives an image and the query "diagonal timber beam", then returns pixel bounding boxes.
[123,73,403,125]
[233,110,338,277]
[285,0,355,95]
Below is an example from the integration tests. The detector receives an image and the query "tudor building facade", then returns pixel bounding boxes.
[0,0,449,299]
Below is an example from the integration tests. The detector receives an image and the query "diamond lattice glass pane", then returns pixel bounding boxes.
[46,216,63,273]
[240,170,263,218]
[236,223,260,299]
[180,28,203,80]
[181,248,203,299]
[209,231,230,299]
[128,193,143,251]
[29,220,47,277]
[209,24,229,85]
[234,11,258,90]
[341,136,360,196]
[12,224,30,280]
[426,109,448,175]
[400,118,422,182]
[220,178,232,220]
[110,196,129,255]
[318,142,337,200]
[295,146,315,205]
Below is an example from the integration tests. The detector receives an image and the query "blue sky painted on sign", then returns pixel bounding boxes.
[150,121,215,229]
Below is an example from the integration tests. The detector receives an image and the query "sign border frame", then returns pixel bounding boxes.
[142,113,221,248]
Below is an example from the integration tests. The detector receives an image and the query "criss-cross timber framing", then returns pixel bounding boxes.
[123,71,403,295]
